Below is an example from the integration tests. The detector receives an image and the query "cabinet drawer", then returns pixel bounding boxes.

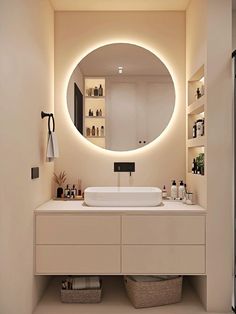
[36,215,120,244]
[122,216,205,244]
[36,245,120,274]
[122,245,205,274]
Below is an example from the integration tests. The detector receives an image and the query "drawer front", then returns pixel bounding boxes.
[122,245,205,274]
[36,245,120,274]
[36,215,120,244]
[122,216,205,244]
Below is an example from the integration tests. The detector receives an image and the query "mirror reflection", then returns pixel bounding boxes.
[67,43,175,151]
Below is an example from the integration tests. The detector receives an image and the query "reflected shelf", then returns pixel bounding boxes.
[85,116,105,119]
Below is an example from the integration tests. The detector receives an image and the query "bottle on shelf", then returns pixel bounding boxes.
[96,127,99,137]
[86,127,91,137]
[171,180,177,200]
[77,179,82,196]
[182,184,187,204]
[71,185,77,198]
[101,126,104,137]
[99,109,102,116]
[89,109,91,116]
[64,185,70,198]
[192,158,196,174]
[94,86,99,96]
[92,126,96,136]
[192,122,197,138]
[178,180,185,200]
[162,185,167,199]
[96,109,99,117]
[98,84,103,96]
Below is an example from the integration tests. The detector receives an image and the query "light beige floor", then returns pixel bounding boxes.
[34,276,232,314]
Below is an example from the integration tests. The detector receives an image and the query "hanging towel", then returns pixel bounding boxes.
[46,131,59,161]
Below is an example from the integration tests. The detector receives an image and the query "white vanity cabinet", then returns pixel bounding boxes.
[34,201,206,275]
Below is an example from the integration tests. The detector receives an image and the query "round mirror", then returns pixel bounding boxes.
[67,43,175,151]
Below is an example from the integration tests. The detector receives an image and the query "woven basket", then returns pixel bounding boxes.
[124,276,183,309]
[61,287,102,303]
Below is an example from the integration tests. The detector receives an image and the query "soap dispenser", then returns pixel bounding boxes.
[178,180,185,200]
[171,180,177,200]
[64,185,70,198]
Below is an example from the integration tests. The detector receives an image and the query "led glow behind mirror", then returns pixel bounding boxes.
[67,43,175,152]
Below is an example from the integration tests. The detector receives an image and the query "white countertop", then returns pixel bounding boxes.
[35,199,206,215]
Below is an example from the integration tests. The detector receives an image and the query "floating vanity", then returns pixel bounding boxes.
[34,200,206,276]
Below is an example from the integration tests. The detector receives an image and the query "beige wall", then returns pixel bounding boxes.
[54,11,186,192]
[0,1,54,314]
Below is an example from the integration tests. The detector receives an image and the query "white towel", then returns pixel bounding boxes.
[46,131,59,161]
[72,276,100,290]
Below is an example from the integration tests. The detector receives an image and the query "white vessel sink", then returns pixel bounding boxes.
[84,187,162,207]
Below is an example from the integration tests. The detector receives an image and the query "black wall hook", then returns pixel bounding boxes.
[41,111,55,133]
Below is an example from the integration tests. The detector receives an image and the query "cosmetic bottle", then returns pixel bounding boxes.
[71,185,77,198]
[99,109,102,116]
[182,184,187,204]
[96,109,99,116]
[162,185,167,199]
[192,158,196,174]
[91,110,94,116]
[64,185,70,198]
[96,127,99,136]
[192,122,197,138]
[86,127,91,137]
[94,86,99,96]
[101,126,104,137]
[171,180,177,200]
[98,84,103,96]
[92,126,95,136]
[178,180,185,200]
[77,179,82,196]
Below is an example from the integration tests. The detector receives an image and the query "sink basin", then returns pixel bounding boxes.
[84,187,162,207]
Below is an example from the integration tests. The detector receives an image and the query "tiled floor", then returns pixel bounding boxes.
[34,276,232,314]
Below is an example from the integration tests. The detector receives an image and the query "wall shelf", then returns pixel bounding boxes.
[85,96,105,99]
[187,95,205,115]
[187,137,205,148]
[86,136,105,139]
[85,116,105,119]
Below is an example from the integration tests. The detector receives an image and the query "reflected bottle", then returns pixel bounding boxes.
[98,84,103,96]
[92,126,96,136]
[101,126,104,137]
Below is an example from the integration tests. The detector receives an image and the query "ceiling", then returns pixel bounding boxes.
[78,43,170,76]
[50,0,190,11]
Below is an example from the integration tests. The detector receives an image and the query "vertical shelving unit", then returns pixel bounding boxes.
[186,65,206,207]
[84,78,106,149]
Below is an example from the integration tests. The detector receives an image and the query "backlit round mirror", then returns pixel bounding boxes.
[67,43,175,151]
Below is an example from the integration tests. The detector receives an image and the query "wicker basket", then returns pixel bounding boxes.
[124,276,183,309]
[61,287,102,303]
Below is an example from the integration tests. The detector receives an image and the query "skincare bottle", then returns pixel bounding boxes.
[77,179,82,196]
[71,185,77,198]
[101,126,104,137]
[96,109,99,116]
[162,185,167,199]
[178,180,185,200]
[192,158,196,174]
[96,127,99,137]
[64,185,70,198]
[171,180,177,200]
[94,86,99,96]
[192,122,197,138]
[92,126,95,136]
[86,127,91,137]
[98,84,103,96]
[182,184,187,204]
[99,109,102,116]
